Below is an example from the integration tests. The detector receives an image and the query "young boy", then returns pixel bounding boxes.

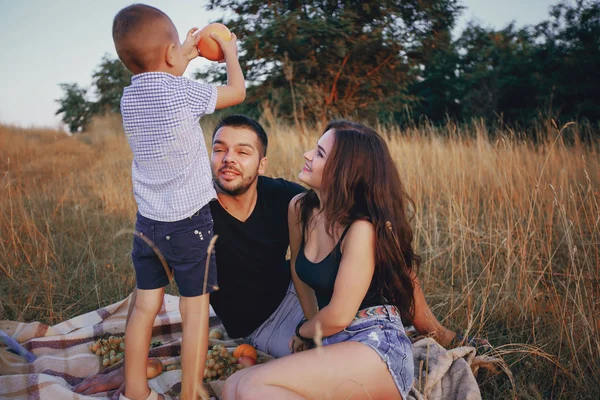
[112,4,245,400]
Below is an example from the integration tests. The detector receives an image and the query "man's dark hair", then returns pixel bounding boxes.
[213,114,269,157]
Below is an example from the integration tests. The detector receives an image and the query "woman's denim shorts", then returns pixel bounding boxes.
[321,305,414,399]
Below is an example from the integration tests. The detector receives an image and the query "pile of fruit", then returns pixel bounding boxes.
[88,330,261,383]
[88,335,125,367]
[88,336,162,368]
[203,344,239,381]
[204,343,258,382]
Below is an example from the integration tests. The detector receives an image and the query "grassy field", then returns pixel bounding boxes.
[1,115,599,398]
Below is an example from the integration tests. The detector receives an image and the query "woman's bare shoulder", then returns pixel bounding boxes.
[343,219,375,245]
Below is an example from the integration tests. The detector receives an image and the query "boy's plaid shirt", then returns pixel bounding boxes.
[121,72,217,222]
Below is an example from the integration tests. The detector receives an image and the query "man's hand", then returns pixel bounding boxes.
[73,367,125,396]
[181,27,201,61]
[288,335,311,354]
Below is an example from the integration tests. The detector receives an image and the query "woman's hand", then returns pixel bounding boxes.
[289,335,311,354]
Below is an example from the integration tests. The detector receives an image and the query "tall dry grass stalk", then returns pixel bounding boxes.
[1,114,598,398]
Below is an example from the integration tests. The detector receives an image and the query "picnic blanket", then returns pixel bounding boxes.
[0,294,499,399]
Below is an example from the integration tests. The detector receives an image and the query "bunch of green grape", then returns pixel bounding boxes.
[89,336,162,367]
[164,364,179,372]
[204,345,241,382]
[89,335,125,367]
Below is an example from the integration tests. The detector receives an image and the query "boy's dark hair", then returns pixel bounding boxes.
[112,4,176,73]
[213,115,269,157]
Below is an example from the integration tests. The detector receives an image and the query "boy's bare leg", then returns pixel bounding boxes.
[124,287,165,399]
[179,293,210,400]
[126,288,138,322]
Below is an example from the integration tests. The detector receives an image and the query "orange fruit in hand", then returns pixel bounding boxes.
[232,344,257,361]
[197,23,232,61]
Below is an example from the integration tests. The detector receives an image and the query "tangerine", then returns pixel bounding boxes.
[197,23,232,61]
[232,343,257,361]
[146,358,163,379]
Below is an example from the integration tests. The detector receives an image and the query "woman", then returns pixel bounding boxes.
[223,120,422,399]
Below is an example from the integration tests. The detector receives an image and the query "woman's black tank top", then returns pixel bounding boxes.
[295,224,388,310]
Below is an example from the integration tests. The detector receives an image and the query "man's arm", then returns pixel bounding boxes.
[73,367,125,395]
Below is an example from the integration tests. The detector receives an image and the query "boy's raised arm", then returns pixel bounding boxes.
[211,32,246,109]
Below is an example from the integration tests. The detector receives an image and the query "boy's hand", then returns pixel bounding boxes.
[181,27,202,61]
[211,32,238,63]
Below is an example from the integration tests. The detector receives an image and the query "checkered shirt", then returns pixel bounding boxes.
[121,72,218,222]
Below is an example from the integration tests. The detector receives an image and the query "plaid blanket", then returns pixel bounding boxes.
[0,295,496,399]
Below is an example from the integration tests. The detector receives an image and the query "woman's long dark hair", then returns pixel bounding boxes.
[298,120,420,317]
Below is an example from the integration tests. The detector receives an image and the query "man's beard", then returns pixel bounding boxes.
[214,172,258,196]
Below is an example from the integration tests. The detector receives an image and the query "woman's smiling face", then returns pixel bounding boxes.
[298,129,335,191]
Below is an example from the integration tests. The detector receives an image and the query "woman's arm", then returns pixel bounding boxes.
[298,220,376,339]
[288,195,319,319]
[406,272,456,346]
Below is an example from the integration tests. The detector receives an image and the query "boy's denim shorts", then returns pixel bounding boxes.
[322,305,414,399]
[132,203,218,297]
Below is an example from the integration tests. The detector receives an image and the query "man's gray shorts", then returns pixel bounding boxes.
[245,282,304,358]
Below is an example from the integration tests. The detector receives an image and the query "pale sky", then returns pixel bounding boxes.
[0,0,557,129]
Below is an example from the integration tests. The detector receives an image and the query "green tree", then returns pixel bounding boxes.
[452,0,600,130]
[92,55,133,114]
[406,1,463,123]
[55,83,94,133]
[454,23,540,123]
[56,55,131,133]
[199,0,462,125]
[534,0,600,122]
[55,0,600,135]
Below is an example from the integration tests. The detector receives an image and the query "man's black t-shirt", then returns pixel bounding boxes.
[209,176,305,338]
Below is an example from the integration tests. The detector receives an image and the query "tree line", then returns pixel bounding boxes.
[56,0,600,135]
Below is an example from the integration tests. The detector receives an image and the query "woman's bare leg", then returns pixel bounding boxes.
[221,367,256,400]
[224,341,404,400]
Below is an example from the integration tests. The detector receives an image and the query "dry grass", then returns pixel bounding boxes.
[1,115,599,398]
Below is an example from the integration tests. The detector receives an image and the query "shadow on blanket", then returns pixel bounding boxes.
[0,294,503,400]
